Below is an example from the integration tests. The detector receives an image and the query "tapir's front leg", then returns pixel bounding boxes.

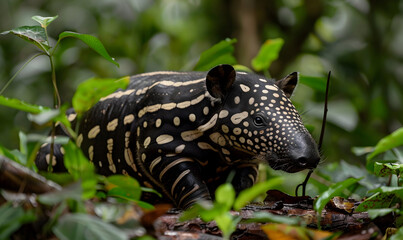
[149,154,212,209]
[231,162,259,194]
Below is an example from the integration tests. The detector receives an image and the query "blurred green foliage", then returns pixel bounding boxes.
[1,0,403,196]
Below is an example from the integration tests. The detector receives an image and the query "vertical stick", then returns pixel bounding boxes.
[296,71,331,196]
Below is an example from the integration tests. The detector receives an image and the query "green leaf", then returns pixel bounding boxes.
[233,177,283,210]
[351,146,374,156]
[37,181,82,205]
[314,177,362,226]
[299,75,327,92]
[32,15,58,28]
[369,186,403,199]
[72,77,130,114]
[215,183,235,210]
[27,109,60,125]
[193,38,237,71]
[180,200,227,222]
[27,105,73,137]
[106,175,142,202]
[374,162,403,177]
[26,134,70,145]
[179,201,212,222]
[251,38,284,72]
[391,227,403,240]
[233,64,253,73]
[2,26,50,53]
[215,213,240,240]
[58,31,119,67]
[248,212,300,225]
[0,144,20,163]
[0,203,36,240]
[63,141,97,199]
[0,96,50,114]
[367,208,397,219]
[53,213,128,240]
[355,192,396,212]
[38,172,74,186]
[140,187,162,198]
[368,127,403,160]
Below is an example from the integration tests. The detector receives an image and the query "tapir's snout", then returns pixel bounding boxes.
[289,132,320,171]
[267,132,320,173]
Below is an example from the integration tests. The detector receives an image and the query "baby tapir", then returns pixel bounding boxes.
[36,64,320,209]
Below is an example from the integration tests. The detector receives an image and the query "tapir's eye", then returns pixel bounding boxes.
[253,116,265,126]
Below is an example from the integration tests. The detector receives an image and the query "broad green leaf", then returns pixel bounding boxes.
[215,213,240,240]
[215,183,235,210]
[25,134,70,145]
[106,175,141,189]
[0,96,50,114]
[27,104,74,138]
[58,31,119,67]
[374,162,403,177]
[355,191,396,213]
[391,227,403,240]
[2,26,50,53]
[314,177,361,226]
[37,181,82,205]
[299,75,327,92]
[351,146,374,156]
[251,38,284,72]
[53,213,128,240]
[63,141,97,199]
[38,172,74,186]
[248,212,300,225]
[32,15,58,28]
[193,38,237,71]
[179,201,212,222]
[27,109,60,125]
[369,186,403,199]
[140,187,162,198]
[106,175,142,202]
[368,127,403,160]
[0,203,36,240]
[63,141,94,179]
[233,177,283,210]
[233,64,253,73]
[367,208,398,219]
[101,177,158,208]
[0,144,20,163]
[180,200,227,222]
[72,77,130,114]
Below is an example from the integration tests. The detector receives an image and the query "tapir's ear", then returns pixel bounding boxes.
[275,72,298,98]
[206,64,236,99]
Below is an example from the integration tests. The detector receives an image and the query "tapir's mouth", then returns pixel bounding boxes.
[265,153,318,173]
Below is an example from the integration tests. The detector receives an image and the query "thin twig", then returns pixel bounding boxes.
[318,71,331,151]
[296,71,331,196]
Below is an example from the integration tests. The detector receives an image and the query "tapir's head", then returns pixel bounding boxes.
[206,64,320,173]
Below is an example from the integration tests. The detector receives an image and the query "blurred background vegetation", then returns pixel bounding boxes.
[1,0,402,195]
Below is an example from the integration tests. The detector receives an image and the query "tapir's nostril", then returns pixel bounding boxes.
[298,157,308,166]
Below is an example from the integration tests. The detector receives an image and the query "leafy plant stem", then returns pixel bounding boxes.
[263,69,271,79]
[0,52,45,95]
[43,26,50,48]
[48,53,60,168]
[49,55,61,109]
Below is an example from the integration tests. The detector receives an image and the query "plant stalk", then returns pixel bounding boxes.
[0,53,45,95]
